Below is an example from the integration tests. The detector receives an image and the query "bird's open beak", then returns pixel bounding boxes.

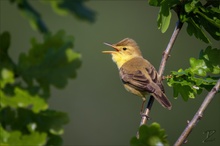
[102,42,119,54]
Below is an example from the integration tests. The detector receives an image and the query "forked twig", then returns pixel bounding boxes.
[174,79,220,146]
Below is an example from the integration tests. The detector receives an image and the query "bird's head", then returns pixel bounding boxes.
[102,38,143,68]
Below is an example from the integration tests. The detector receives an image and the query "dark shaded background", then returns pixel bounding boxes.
[1,0,219,145]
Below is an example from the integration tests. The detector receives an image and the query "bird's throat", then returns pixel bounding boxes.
[112,54,134,69]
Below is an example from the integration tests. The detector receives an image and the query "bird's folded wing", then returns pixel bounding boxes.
[120,68,157,93]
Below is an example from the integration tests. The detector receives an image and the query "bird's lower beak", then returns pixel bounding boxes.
[102,42,119,54]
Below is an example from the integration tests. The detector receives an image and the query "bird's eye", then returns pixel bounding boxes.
[123,47,127,51]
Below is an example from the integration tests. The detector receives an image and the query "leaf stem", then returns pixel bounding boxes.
[174,79,220,146]
[138,20,183,130]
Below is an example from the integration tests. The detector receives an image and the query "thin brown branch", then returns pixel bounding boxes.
[138,20,183,130]
[174,79,220,146]
[158,20,183,78]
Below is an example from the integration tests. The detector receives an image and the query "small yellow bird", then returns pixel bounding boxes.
[102,38,172,110]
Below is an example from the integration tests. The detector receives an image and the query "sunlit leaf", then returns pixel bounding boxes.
[190,58,208,76]
[184,0,201,13]
[0,69,14,88]
[0,87,48,113]
[0,125,47,146]
[199,46,220,74]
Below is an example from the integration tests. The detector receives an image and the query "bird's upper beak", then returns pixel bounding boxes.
[102,42,119,54]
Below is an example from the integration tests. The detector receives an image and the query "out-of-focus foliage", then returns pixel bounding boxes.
[148,0,220,44]
[18,30,81,98]
[9,0,95,33]
[1,0,95,145]
[0,30,79,146]
[9,0,48,33]
[0,126,47,146]
[42,0,96,23]
[167,46,220,101]
[130,123,169,146]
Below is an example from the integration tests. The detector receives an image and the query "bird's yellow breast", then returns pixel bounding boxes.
[112,53,142,69]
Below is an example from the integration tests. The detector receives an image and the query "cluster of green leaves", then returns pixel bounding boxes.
[0,30,80,146]
[149,0,220,44]
[142,1,219,144]
[130,123,169,146]
[167,46,220,101]
[148,0,220,100]
[1,0,95,145]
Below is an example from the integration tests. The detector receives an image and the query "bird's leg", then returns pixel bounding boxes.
[140,98,146,113]
[140,97,151,120]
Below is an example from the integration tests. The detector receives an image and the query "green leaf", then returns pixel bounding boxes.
[0,125,47,146]
[0,31,10,54]
[0,32,16,90]
[167,68,218,101]
[0,87,48,113]
[0,32,16,72]
[34,110,69,136]
[167,46,220,101]
[46,135,63,146]
[210,7,220,14]
[167,69,201,101]
[18,30,81,97]
[43,0,96,23]
[184,0,200,13]
[183,1,220,43]
[196,7,220,41]
[199,46,220,74]
[148,0,163,7]
[0,108,69,146]
[173,83,197,101]
[130,123,169,146]
[190,58,208,76]
[199,16,220,41]
[189,47,220,75]
[157,1,172,33]
[186,18,211,44]
[195,8,220,28]
[0,69,14,88]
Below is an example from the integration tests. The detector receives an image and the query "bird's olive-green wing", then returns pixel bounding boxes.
[145,64,165,92]
[119,67,159,93]
[120,67,172,109]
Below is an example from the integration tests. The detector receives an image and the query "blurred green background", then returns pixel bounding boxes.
[1,0,219,145]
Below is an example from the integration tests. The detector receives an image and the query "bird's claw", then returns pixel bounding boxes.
[140,112,150,120]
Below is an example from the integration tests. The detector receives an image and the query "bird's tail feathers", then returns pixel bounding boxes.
[152,92,172,110]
